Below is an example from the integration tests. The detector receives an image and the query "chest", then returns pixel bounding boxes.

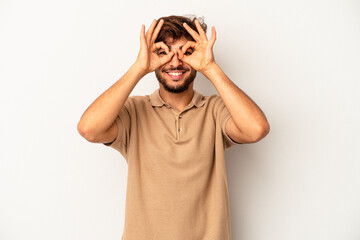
[130,106,217,156]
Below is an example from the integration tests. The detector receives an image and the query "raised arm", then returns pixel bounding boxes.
[77,19,174,144]
[179,19,270,143]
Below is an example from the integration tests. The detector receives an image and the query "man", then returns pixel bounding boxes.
[77,15,270,240]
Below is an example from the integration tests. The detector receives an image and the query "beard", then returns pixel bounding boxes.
[155,67,197,93]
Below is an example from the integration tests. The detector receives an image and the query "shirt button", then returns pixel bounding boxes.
[179,115,182,119]
[178,128,182,132]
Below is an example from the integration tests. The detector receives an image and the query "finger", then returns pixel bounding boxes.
[194,19,207,40]
[151,19,164,43]
[140,25,147,50]
[145,19,158,44]
[208,26,216,48]
[151,41,170,53]
[177,49,184,59]
[183,22,200,42]
[177,49,191,65]
[181,41,196,53]
[160,51,175,65]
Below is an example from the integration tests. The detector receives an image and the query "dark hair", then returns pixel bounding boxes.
[154,15,207,43]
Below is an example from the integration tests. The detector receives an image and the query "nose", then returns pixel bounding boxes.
[169,50,182,67]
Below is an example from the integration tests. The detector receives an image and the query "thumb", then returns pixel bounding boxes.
[177,49,190,64]
[160,51,175,65]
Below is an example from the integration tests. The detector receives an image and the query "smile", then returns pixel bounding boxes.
[166,71,187,80]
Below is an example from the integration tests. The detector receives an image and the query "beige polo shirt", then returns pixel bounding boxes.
[104,88,240,240]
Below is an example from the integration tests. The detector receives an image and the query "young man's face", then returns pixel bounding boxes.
[155,36,196,93]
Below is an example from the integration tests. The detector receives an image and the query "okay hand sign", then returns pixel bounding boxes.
[178,19,217,73]
[135,19,174,74]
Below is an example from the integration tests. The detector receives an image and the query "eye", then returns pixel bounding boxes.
[184,48,194,56]
[157,51,167,55]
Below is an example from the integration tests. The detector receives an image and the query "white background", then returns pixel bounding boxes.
[1,0,359,239]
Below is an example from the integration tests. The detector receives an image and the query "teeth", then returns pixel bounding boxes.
[168,72,183,76]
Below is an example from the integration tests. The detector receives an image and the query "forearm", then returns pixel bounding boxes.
[77,63,146,139]
[202,64,269,135]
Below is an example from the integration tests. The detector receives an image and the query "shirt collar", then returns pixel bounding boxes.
[149,88,206,108]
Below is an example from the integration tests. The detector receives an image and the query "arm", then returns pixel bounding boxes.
[179,20,270,143]
[77,64,145,143]
[77,19,174,143]
[202,64,270,143]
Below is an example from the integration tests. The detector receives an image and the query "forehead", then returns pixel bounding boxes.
[163,36,188,49]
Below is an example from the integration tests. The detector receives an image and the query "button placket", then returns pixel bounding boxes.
[171,109,187,141]
[175,115,178,140]
[167,106,180,141]
[178,113,183,137]
[174,112,183,141]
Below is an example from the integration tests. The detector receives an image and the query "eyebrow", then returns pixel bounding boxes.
[158,45,194,51]
[166,44,183,50]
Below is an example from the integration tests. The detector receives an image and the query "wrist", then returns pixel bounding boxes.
[127,63,148,82]
[131,62,149,77]
[201,62,220,79]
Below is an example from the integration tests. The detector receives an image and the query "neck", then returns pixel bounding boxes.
[159,85,194,112]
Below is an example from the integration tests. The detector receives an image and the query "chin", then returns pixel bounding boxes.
[155,70,196,93]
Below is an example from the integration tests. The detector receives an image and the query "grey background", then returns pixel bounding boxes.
[1,0,359,239]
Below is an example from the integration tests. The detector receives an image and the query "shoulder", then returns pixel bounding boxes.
[124,94,153,111]
[203,93,225,110]
[194,90,219,106]
[127,95,149,103]
[124,95,149,105]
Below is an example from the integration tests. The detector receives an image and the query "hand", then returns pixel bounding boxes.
[134,19,174,75]
[178,19,217,73]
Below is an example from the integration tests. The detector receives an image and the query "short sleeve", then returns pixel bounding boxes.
[103,98,132,158]
[215,96,241,149]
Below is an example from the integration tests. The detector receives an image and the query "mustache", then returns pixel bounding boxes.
[163,67,189,72]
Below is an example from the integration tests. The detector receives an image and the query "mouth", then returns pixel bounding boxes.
[165,70,187,80]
